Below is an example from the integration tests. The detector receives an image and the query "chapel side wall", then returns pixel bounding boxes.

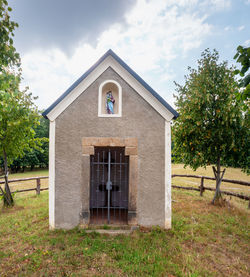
[54,67,166,229]
[54,105,82,229]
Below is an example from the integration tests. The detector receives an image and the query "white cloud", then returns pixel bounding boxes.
[21,0,215,109]
[211,0,231,9]
[200,0,231,11]
[244,39,250,46]
[238,25,245,31]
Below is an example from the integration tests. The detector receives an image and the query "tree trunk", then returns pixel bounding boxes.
[3,149,14,206]
[212,157,226,205]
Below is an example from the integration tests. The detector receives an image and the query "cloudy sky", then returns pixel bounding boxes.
[9,0,250,110]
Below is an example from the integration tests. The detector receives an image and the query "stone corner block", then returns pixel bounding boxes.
[125,146,137,155]
[82,146,94,155]
[124,138,138,147]
[80,210,90,226]
[128,211,137,226]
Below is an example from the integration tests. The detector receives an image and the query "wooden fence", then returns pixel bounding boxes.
[0,176,48,195]
[172,174,250,207]
[0,174,249,206]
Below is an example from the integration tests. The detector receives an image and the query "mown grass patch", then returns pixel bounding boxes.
[7,169,49,179]
[0,190,249,276]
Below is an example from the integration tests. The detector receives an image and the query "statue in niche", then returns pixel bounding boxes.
[106,91,115,114]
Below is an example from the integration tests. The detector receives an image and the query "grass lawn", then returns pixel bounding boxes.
[0,167,249,276]
[8,169,49,179]
[0,193,249,275]
[172,164,250,183]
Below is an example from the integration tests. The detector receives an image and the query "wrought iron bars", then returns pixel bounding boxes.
[89,147,129,225]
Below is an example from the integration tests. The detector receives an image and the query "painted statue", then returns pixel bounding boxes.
[106,91,115,114]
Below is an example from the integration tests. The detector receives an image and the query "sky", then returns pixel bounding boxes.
[9,0,250,111]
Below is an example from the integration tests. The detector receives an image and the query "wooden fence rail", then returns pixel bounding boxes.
[1,174,249,206]
[0,176,48,184]
[0,176,48,196]
[172,174,250,207]
[172,174,250,186]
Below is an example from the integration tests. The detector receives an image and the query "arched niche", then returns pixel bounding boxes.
[98,80,122,117]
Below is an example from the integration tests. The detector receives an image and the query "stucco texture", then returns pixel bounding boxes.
[54,67,166,229]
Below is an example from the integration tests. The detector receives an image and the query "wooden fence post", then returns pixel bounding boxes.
[200,177,204,196]
[36,178,41,195]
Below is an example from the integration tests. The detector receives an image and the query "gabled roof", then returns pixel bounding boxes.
[43,49,178,120]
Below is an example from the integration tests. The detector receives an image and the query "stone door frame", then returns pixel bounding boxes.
[81,137,138,226]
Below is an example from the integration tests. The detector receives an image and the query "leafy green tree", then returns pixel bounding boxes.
[234,45,250,110]
[20,150,39,172]
[34,116,49,169]
[9,116,49,172]
[8,158,21,173]
[0,73,40,206]
[173,49,248,204]
[0,0,20,72]
[0,0,40,206]
[35,116,49,138]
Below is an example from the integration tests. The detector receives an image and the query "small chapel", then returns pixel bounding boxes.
[43,49,178,229]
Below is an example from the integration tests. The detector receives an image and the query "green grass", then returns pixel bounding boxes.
[7,168,48,179]
[0,167,249,276]
[0,189,249,276]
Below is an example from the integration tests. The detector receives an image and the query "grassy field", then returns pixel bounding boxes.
[7,169,49,179]
[172,164,250,183]
[0,167,249,276]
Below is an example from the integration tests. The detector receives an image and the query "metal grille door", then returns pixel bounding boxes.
[90,147,129,224]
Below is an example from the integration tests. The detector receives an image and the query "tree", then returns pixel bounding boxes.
[234,45,250,111]
[0,73,40,205]
[34,116,49,169]
[34,116,49,138]
[8,116,49,172]
[0,1,40,206]
[0,0,20,72]
[173,49,247,204]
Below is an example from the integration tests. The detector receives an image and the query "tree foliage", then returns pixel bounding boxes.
[173,49,249,203]
[0,1,40,206]
[0,0,20,72]
[0,74,39,159]
[0,73,40,205]
[234,45,250,109]
[8,116,49,172]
